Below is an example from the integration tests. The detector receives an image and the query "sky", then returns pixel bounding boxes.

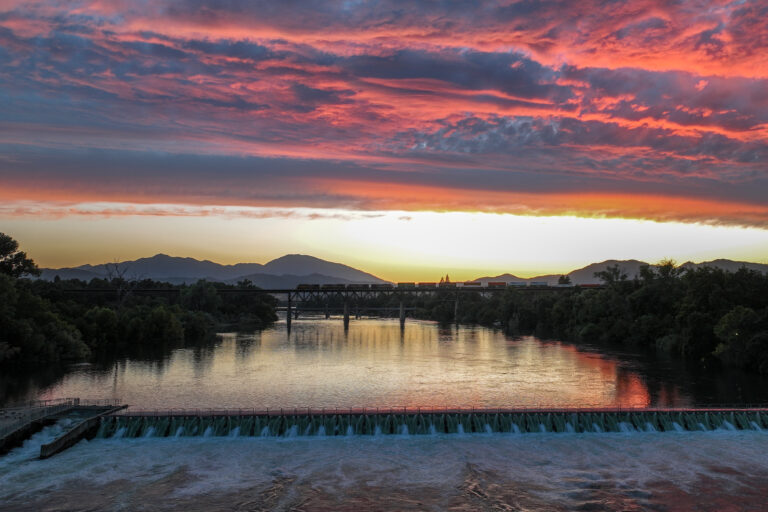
[1,0,768,280]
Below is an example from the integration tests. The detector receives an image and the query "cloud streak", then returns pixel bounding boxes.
[0,0,767,227]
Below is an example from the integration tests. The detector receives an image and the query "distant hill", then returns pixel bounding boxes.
[39,253,389,286]
[39,255,768,287]
[260,254,384,283]
[679,259,768,274]
[471,273,529,285]
[562,259,650,285]
[223,273,375,289]
[471,259,768,286]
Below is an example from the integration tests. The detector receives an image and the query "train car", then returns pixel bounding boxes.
[438,282,457,288]
[528,281,549,288]
[297,284,321,290]
[487,282,507,288]
[321,284,346,289]
[397,282,416,288]
[462,281,481,287]
[417,282,437,288]
[578,283,603,289]
[370,284,394,290]
[350,284,370,289]
[508,281,527,287]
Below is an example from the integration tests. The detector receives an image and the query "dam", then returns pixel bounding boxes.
[99,407,768,439]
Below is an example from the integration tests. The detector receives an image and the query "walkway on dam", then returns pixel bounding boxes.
[0,398,123,455]
[102,405,768,438]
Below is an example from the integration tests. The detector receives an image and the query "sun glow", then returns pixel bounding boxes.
[4,205,768,281]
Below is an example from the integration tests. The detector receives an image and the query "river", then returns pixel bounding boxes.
[2,318,767,510]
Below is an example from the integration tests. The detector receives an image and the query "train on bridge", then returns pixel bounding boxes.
[296,282,603,290]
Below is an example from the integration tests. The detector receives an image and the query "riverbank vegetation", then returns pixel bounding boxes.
[0,233,277,368]
[405,261,768,374]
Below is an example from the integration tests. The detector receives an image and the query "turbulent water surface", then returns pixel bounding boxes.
[2,318,768,511]
[2,426,768,511]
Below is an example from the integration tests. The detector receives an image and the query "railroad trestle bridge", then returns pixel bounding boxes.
[65,284,601,330]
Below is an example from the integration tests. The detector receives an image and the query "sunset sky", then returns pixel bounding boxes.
[2,0,768,280]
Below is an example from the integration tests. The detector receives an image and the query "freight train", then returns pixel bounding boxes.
[296,282,601,290]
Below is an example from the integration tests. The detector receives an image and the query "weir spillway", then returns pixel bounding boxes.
[98,408,768,438]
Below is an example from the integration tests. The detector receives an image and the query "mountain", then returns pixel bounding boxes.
[470,273,529,285]
[224,273,375,289]
[39,253,389,285]
[562,259,650,285]
[71,254,263,282]
[470,259,768,286]
[261,254,384,283]
[680,259,768,274]
[39,255,768,287]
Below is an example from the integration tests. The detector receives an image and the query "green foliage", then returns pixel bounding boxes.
[0,232,40,278]
[181,281,222,313]
[0,274,90,365]
[713,306,765,371]
[411,262,768,375]
[0,236,278,369]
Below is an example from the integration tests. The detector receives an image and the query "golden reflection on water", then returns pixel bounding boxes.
[36,318,693,409]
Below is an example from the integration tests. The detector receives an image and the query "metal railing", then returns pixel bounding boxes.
[111,403,768,417]
[0,404,72,439]
[2,397,121,409]
[0,398,122,439]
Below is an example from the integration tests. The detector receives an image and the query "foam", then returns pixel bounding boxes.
[2,430,767,506]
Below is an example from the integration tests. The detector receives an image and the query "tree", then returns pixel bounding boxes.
[594,264,627,285]
[558,275,571,285]
[0,233,40,278]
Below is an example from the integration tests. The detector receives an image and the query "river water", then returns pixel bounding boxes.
[2,318,768,510]
[4,318,768,409]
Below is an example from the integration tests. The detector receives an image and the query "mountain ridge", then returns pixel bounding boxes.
[40,253,388,286]
[472,259,768,285]
[38,255,768,287]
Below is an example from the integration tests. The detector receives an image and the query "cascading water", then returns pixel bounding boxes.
[95,410,768,439]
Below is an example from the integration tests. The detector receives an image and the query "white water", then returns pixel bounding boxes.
[2,431,767,510]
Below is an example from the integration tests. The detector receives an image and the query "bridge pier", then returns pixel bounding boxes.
[286,293,292,331]
[343,299,350,329]
[454,295,459,324]
[324,302,330,319]
[399,300,405,329]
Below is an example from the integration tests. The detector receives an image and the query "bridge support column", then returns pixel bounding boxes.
[343,299,350,329]
[286,293,292,332]
[454,294,459,325]
[325,302,330,319]
[399,300,405,329]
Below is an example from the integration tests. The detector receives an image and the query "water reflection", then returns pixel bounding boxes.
[5,318,768,409]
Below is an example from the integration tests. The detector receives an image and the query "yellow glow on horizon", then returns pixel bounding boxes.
[3,206,768,281]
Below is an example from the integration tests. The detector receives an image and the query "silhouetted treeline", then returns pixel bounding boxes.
[406,262,768,374]
[0,273,277,368]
